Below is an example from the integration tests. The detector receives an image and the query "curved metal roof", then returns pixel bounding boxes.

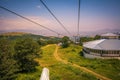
[83,39,120,50]
[101,33,119,37]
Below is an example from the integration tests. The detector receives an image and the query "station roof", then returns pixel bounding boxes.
[83,39,120,50]
[101,33,119,37]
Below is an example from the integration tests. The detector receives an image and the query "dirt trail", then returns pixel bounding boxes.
[54,45,112,80]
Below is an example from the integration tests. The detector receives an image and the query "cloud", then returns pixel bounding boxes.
[0,16,51,30]
[36,5,41,9]
[0,16,66,36]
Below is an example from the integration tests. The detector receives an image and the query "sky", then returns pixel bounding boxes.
[0,0,120,36]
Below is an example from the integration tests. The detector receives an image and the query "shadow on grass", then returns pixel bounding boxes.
[79,51,84,56]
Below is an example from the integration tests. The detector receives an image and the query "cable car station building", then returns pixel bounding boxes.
[83,33,120,59]
[101,33,119,39]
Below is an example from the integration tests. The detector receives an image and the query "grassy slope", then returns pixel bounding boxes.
[0,32,47,40]
[16,44,97,80]
[0,32,61,41]
[37,44,97,80]
[58,44,120,80]
[0,32,28,36]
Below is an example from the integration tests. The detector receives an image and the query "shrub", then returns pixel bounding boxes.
[14,38,41,72]
[0,38,19,80]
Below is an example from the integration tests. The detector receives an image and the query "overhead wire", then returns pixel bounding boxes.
[40,0,71,36]
[0,5,63,36]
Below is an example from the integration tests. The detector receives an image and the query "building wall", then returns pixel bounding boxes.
[83,51,103,59]
[101,36,119,39]
[83,47,120,58]
[83,51,120,59]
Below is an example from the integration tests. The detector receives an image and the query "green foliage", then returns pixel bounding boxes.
[37,37,61,46]
[47,39,59,44]
[58,44,120,80]
[80,37,94,43]
[41,45,97,80]
[16,66,42,80]
[79,40,83,46]
[37,39,47,46]
[0,32,62,44]
[14,38,41,72]
[94,35,101,40]
[61,36,70,48]
[49,63,97,80]
[78,37,94,46]
[16,44,97,80]
[0,38,19,80]
[119,36,120,39]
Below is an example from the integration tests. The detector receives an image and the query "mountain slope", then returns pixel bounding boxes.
[0,32,61,41]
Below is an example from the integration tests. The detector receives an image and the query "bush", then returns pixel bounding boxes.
[79,51,84,56]
[14,38,41,72]
[61,36,70,48]
[0,38,19,80]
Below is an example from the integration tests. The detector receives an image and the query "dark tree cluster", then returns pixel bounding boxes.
[0,38,19,80]
[61,36,70,48]
[0,38,41,80]
[94,35,101,40]
[78,37,94,46]
[14,38,40,72]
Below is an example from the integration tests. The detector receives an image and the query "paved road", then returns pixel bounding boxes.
[54,45,112,80]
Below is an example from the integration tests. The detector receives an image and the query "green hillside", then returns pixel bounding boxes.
[0,32,61,42]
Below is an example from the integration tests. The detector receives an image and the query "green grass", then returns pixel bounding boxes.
[58,44,120,80]
[16,44,98,80]
[40,44,97,80]
[15,66,42,80]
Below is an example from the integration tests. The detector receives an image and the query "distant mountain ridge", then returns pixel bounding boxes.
[0,32,61,41]
[0,32,30,36]
[78,28,120,36]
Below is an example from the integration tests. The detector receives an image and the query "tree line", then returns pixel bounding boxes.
[0,38,41,80]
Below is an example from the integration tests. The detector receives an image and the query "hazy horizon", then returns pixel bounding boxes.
[0,0,120,36]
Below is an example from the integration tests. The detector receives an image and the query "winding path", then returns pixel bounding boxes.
[53,45,112,80]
